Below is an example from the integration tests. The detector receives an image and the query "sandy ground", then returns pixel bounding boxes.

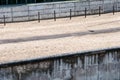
[0,12,120,64]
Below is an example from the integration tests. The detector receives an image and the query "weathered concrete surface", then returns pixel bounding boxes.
[0,8,120,80]
[0,48,120,80]
[0,0,120,22]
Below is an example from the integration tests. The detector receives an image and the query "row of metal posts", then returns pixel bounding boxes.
[36,5,116,22]
[3,5,116,26]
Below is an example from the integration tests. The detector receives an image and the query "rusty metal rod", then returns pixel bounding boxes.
[38,12,40,23]
[70,9,72,20]
[54,10,56,21]
[113,5,115,15]
[85,7,87,18]
[3,15,6,26]
[99,6,101,16]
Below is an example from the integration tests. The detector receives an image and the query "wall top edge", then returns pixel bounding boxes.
[0,46,120,68]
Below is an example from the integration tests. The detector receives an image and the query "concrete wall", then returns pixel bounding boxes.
[0,0,120,22]
[0,48,120,80]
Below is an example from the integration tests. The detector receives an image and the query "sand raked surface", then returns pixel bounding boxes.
[0,12,120,64]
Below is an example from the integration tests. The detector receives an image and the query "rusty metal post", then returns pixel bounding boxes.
[99,6,101,16]
[85,7,87,18]
[54,10,56,21]
[11,8,13,22]
[70,9,72,20]
[38,12,40,23]
[3,15,6,26]
[28,6,30,21]
[113,5,115,15]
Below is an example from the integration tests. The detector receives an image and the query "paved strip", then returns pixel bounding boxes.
[0,27,120,44]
